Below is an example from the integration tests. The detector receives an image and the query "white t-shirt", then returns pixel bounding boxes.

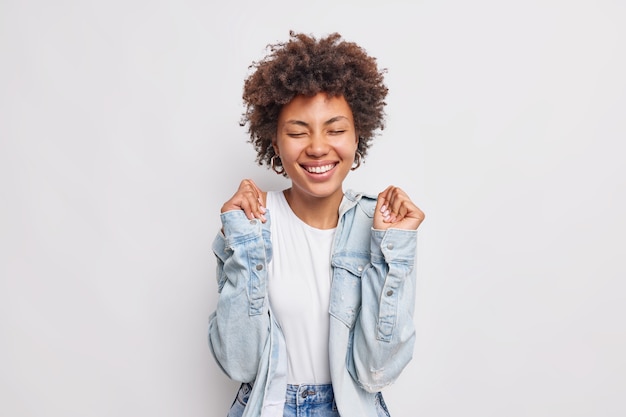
[266,190,335,385]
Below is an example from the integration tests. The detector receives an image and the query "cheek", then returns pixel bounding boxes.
[344,139,359,155]
[278,144,303,159]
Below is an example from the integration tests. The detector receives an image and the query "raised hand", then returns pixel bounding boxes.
[373,186,424,231]
[221,179,267,223]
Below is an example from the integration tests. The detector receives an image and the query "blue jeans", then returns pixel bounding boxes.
[227,382,391,417]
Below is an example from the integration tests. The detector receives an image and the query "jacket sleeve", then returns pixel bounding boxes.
[207,210,272,383]
[351,227,418,392]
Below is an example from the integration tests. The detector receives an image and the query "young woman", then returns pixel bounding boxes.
[208,31,425,417]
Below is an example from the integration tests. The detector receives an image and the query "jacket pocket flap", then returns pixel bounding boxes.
[332,253,370,277]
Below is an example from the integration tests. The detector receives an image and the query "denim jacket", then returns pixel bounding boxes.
[208,190,417,417]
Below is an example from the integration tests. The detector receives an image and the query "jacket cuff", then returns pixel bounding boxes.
[370,228,417,265]
[220,210,267,246]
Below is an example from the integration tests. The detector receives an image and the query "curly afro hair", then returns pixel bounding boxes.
[241,31,388,168]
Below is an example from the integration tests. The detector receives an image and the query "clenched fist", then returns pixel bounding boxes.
[221,179,267,223]
[373,186,424,231]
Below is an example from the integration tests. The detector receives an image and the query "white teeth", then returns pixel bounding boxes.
[306,164,334,174]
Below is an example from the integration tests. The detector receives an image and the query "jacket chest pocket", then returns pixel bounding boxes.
[329,254,369,328]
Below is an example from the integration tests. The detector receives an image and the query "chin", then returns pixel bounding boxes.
[301,183,344,199]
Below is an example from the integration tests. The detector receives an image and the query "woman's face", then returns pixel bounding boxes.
[274,92,358,202]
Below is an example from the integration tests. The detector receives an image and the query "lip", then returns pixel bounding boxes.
[300,161,338,179]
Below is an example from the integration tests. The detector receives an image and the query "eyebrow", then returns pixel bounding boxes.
[284,116,350,127]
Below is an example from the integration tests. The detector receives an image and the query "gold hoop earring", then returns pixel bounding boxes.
[270,155,285,175]
[351,152,362,171]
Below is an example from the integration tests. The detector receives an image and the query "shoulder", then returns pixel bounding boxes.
[343,189,378,218]
[344,189,378,203]
[264,189,285,207]
[338,190,376,250]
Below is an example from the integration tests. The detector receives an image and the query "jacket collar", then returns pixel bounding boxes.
[339,189,376,217]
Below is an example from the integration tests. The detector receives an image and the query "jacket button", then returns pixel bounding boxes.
[357,266,363,272]
[249,219,257,225]
[386,290,394,296]
[256,264,263,271]
[386,243,394,250]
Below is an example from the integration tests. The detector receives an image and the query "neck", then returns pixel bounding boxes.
[283,188,343,229]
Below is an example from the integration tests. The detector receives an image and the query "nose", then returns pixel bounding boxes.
[306,132,330,157]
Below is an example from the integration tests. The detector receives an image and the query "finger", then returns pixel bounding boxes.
[395,199,425,229]
[242,179,268,212]
[392,200,409,223]
[378,186,395,222]
[374,189,386,217]
[386,187,416,224]
[241,179,257,193]
[382,186,403,222]
[377,185,425,230]
[244,180,267,221]
[242,193,266,222]
[248,180,264,202]
[248,191,267,222]
[226,180,267,222]
[240,179,259,200]
[374,188,392,228]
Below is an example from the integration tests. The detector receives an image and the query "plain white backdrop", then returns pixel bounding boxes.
[1,0,625,416]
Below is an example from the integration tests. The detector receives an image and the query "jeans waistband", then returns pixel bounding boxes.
[285,383,334,405]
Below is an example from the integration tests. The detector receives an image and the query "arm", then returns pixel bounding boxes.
[351,227,417,392]
[351,186,424,392]
[208,180,270,382]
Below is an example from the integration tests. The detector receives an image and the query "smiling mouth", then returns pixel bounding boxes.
[303,163,336,174]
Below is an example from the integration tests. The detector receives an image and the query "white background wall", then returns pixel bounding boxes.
[1,0,625,416]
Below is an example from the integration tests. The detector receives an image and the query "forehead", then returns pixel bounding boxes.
[278,93,353,124]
